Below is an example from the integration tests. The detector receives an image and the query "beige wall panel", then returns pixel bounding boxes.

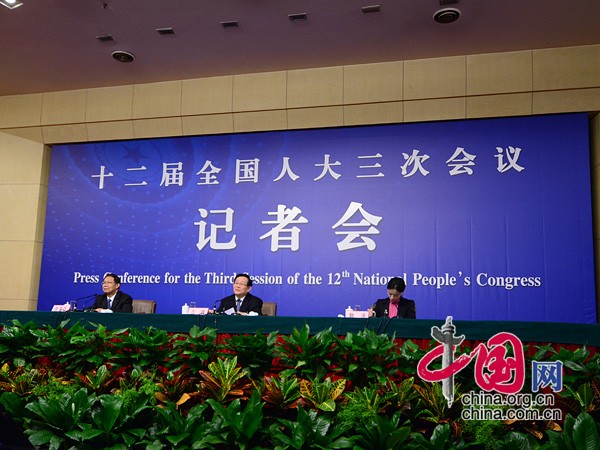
[343,102,403,126]
[0,127,44,143]
[343,62,403,104]
[0,299,35,311]
[467,51,532,95]
[532,88,600,114]
[233,110,287,133]
[590,113,600,169]
[0,94,43,128]
[233,71,287,112]
[132,81,182,119]
[35,184,48,243]
[86,85,134,122]
[39,145,51,188]
[533,45,600,91]
[86,121,135,142]
[466,93,532,118]
[42,124,88,144]
[133,117,183,138]
[0,241,36,300]
[592,164,600,209]
[182,76,233,116]
[0,132,47,183]
[404,56,466,100]
[287,106,344,130]
[404,98,466,122]
[182,114,234,135]
[287,67,343,108]
[0,185,42,240]
[41,89,87,126]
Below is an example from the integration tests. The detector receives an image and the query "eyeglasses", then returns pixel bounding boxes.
[102,281,116,285]
[233,282,248,287]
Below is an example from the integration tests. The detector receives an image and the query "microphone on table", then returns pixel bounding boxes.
[212,299,223,314]
[73,293,98,312]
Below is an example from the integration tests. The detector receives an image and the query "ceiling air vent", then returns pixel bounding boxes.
[111,50,135,63]
[433,8,460,24]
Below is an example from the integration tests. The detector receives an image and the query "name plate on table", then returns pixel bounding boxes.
[346,310,371,318]
[188,307,209,315]
[51,304,71,312]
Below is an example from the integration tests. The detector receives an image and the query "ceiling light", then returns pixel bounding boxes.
[433,7,460,24]
[220,21,239,28]
[156,27,175,35]
[111,50,135,63]
[0,0,23,9]
[288,13,307,22]
[361,5,381,14]
[96,34,115,42]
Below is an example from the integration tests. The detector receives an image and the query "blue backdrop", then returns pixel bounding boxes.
[38,113,596,322]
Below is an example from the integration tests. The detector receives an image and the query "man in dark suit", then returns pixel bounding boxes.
[91,273,133,313]
[371,277,416,319]
[216,273,263,315]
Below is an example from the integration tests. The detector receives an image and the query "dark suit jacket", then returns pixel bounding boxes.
[91,291,133,313]
[217,292,263,314]
[372,297,416,319]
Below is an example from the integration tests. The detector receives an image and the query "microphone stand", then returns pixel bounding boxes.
[71,294,98,311]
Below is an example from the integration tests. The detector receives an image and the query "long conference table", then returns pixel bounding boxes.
[0,310,599,347]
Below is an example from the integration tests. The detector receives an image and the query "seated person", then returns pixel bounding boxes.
[370,277,416,319]
[91,273,133,313]
[216,273,263,315]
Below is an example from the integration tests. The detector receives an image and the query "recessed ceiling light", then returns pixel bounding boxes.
[156,27,175,35]
[220,21,239,28]
[288,13,307,22]
[96,34,115,42]
[0,0,23,9]
[361,5,381,14]
[433,7,460,24]
[111,50,135,63]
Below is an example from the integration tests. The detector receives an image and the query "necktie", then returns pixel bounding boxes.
[108,298,113,309]
[236,299,242,311]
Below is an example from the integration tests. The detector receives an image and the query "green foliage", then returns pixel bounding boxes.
[336,329,401,387]
[24,388,98,449]
[350,410,412,449]
[41,322,119,373]
[299,377,346,412]
[276,325,339,380]
[262,373,301,411]
[408,422,479,449]
[197,356,252,403]
[0,320,53,368]
[171,325,218,372]
[461,418,505,449]
[336,384,391,431]
[271,406,353,449]
[110,326,177,372]
[0,363,48,396]
[75,364,119,393]
[1,320,600,449]
[31,372,79,401]
[219,330,278,379]
[546,412,600,450]
[397,338,429,376]
[413,380,455,423]
[384,376,420,413]
[143,402,211,449]
[204,390,267,449]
